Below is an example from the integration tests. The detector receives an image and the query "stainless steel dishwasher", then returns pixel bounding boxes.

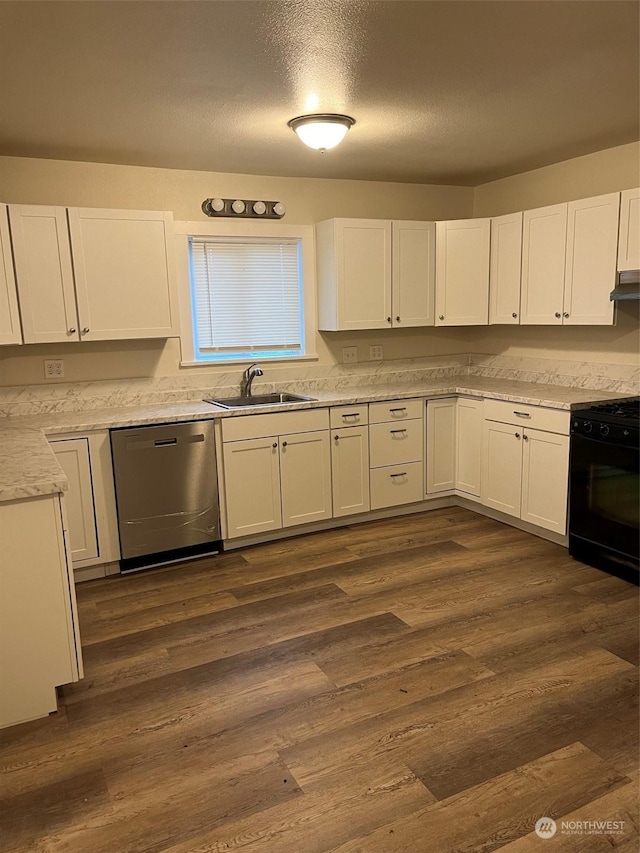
[110,421,221,571]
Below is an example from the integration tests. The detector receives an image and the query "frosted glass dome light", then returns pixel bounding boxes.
[288,114,355,151]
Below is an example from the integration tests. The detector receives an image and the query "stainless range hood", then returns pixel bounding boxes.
[610,270,640,301]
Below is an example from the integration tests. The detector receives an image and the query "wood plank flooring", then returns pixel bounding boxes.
[1,506,638,852]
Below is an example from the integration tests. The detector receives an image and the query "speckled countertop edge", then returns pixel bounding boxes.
[0,377,629,503]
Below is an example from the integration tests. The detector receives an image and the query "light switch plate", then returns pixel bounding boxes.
[44,359,64,379]
[342,346,358,364]
[369,345,384,361]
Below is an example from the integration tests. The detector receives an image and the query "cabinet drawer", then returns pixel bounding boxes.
[369,418,423,467]
[330,404,369,428]
[370,462,423,510]
[369,398,423,424]
[222,408,329,442]
[483,399,569,435]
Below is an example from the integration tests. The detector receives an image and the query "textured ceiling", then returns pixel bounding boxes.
[0,1,638,186]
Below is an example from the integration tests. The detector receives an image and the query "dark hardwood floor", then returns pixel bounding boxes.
[1,507,638,852]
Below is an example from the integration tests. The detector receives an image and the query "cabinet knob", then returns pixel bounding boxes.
[523,434,529,441]
[272,442,277,448]
[439,315,445,321]
[515,432,521,439]
[387,316,392,324]
[511,313,517,319]
[396,316,401,322]
[554,312,561,318]
[67,327,76,335]
[334,434,340,442]
[563,312,569,318]
[282,441,288,448]
[81,327,90,334]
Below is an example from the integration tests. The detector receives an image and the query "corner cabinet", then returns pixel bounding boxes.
[221,409,332,539]
[435,218,491,325]
[316,218,435,331]
[0,204,22,345]
[426,397,482,498]
[9,205,178,343]
[0,494,82,728]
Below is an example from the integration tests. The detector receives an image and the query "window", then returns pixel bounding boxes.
[188,235,305,363]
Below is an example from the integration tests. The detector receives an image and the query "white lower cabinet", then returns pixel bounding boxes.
[481,418,569,534]
[426,397,482,498]
[331,426,370,518]
[370,462,423,510]
[221,409,332,539]
[369,398,424,510]
[49,431,120,574]
[0,494,82,728]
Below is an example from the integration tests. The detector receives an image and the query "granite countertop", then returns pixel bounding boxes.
[0,376,626,503]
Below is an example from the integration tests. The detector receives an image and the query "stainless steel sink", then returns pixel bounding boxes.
[204,392,316,409]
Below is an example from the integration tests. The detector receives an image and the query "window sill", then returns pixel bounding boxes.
[179,353,320,369]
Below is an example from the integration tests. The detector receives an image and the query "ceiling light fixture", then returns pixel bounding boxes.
[287,113,355,151]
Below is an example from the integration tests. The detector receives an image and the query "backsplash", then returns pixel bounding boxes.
[469,353,639,395]
[0,353,636,417]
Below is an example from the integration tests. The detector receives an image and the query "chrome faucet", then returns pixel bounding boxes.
[240,363,264,397]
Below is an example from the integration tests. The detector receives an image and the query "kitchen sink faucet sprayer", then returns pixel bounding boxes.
[240,363,264,397]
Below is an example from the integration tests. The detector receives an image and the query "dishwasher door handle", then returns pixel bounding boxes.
[125,433,206,451]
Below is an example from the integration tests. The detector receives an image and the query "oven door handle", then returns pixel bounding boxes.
[570,433,634,451]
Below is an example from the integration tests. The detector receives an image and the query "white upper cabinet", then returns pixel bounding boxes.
[391,221,435,327]
[563,193,619,325]
[10,204,177,343]
[0,204,22,345]
[317,218,391,331]
[617,188,640,271]
[68,208,177,341]
[316,218,435,331]
[9,205,79,343]
[489,212,522,325]
[521,203,567,325]
[435,218,491,325]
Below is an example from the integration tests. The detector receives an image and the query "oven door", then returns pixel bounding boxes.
[569,434,639,563]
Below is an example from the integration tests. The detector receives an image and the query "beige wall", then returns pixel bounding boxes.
[0,155,474,387]
[469,142,640,367]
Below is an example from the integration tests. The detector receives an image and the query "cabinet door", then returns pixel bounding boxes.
[317,218,391,331]
[521,428,569,535]
[0,204,22,345]
[426,398,456,493]
[481,420,522,518]
[456,398,483,497]
[280,431,332,527]
[564,193,619,326]
[9,205,79,343]
[489,212,522,324]
[435,218,490,325]
[331,427,370,517]
[50,438,99,563]
[392,221,435,327]
[68,208,176,341]
[223,438,282,538]
[617,188,640,271]
[521,203,567,325]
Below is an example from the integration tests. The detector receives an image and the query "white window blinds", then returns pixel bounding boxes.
[189,236,304,361]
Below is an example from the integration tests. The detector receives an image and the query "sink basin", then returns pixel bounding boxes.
[204,392,316,409]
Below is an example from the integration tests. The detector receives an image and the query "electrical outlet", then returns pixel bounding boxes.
[369,345,384,361]
[44,359,64,379]
[342,346,358,364]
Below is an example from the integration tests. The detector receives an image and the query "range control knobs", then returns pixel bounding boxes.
[583,421,593,433]
[600,424,610,437]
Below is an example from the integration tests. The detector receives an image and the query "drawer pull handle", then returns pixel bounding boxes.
[389,408,407,413]
[390,429,407,435]
[513,411,531,418]
[342,413,360,419]
[390,472,407,478]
